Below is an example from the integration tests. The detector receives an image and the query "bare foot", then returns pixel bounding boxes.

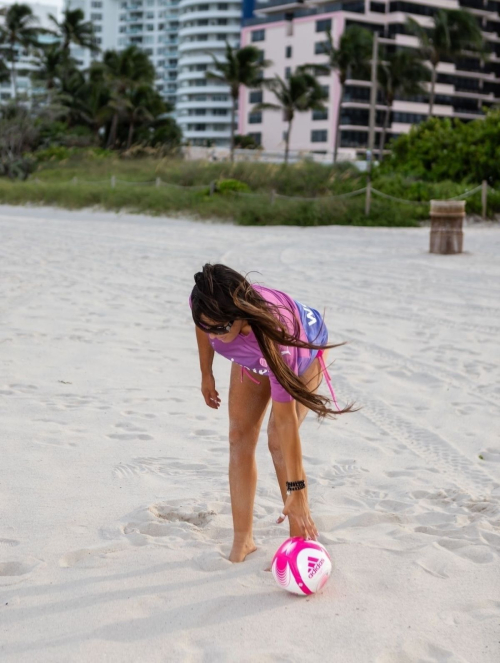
[228,539,257,563]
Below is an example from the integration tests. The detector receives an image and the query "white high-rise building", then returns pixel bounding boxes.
[67,0,181,107]
[176,0,242,146]
[0,1,60,103]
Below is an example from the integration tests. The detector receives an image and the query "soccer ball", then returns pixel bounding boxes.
[271,537,332,596]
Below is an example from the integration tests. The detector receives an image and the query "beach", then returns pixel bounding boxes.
[0,204,499,663]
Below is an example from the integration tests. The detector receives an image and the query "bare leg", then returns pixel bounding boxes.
[227,362,271,562]
[267,350,328,539]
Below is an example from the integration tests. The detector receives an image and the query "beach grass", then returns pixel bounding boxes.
[0,156,495,226]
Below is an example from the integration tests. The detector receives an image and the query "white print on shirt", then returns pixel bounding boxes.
[302,305,317,326]
[229,348,293,375]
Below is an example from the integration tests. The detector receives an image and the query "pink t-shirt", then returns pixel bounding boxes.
[190,284,327,402]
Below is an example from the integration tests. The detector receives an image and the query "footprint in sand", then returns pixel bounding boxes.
[439,599,500,626]
[478,447,500,463]
[0,557,44,585]
[59,543,129,568]
[115,500,219,548]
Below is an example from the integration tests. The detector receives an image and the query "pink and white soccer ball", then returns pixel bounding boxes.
[271,537,332,596]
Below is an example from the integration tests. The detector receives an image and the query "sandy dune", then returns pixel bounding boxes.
[0,205,499,663]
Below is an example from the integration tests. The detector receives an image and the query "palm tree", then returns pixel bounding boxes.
[206,41,270,162]
[33,43,67,91]
[101,46,155,148]
[406,8,484,117]
[377,49,430,159]
[48,7,98,60]
[254,70,327,165]
[319,25,373,163]
[123,85,166,150]
[0,58,9,86]
[0,3,40,101]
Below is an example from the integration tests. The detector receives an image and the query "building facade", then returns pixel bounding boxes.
[0,1,60,103]
[69,0,243,145]
[68,0,181,108]
[176,0,242,146]
[239,0,500,157]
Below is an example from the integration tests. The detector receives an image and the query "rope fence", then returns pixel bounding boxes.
[30,176,495,218]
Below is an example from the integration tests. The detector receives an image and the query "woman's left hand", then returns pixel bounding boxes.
[276,491,319,541]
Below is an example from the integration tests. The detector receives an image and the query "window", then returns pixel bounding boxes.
[311,130,327,142]
[218,3,228,8]
[249,90,262,103]
[251,29,265,42]
[94,25,102,32]
[146,11,154,18]
[316,18,332,32]
[213,109,228,115]
[312,109,328,120]
[285,67,291,79]
[370,1,386,12]
[315,41,328,55]
[91,13,102,20]
[285,45,292,58]
[249,111,262,124]
[321,85,329,99]
[248,132,262,146]
[147,24,155,31]
[91,1,102,7]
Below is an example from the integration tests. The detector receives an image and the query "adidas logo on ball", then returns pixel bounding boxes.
[307,556,324,578]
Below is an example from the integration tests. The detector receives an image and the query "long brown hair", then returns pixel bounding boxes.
[191,263,357,420]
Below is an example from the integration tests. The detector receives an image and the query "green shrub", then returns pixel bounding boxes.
[34,146,72,162]
[216,179,251,194]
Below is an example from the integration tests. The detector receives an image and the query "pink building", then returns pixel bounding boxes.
[239,0,500,158]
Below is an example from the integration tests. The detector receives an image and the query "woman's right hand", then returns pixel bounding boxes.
[201,373,221,409]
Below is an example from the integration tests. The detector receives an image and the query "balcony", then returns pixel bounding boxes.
[178,39,237,53]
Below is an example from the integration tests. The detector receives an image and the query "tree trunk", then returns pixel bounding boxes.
[285,119,292,165]
[10,41,18,102]
[230,94,236,163]
[379,103,391,162]
[126,120,134,150]
[333,82,344,164]
[107,112,119,149]
[429,65,437,118]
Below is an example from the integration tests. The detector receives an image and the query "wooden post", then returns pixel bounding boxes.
[482,180,487,219]
[365,180,371,216]
[111,175,116,189]
[430,200,465,254]
[209,181,215,196]
[156,177,161,188]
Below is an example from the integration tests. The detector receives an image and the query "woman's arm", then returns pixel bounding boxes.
[195,326,214,375]
[195,327,221,409]
[273,400,318,540]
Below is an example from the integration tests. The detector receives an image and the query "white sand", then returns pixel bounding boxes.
[0,204,499,663]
